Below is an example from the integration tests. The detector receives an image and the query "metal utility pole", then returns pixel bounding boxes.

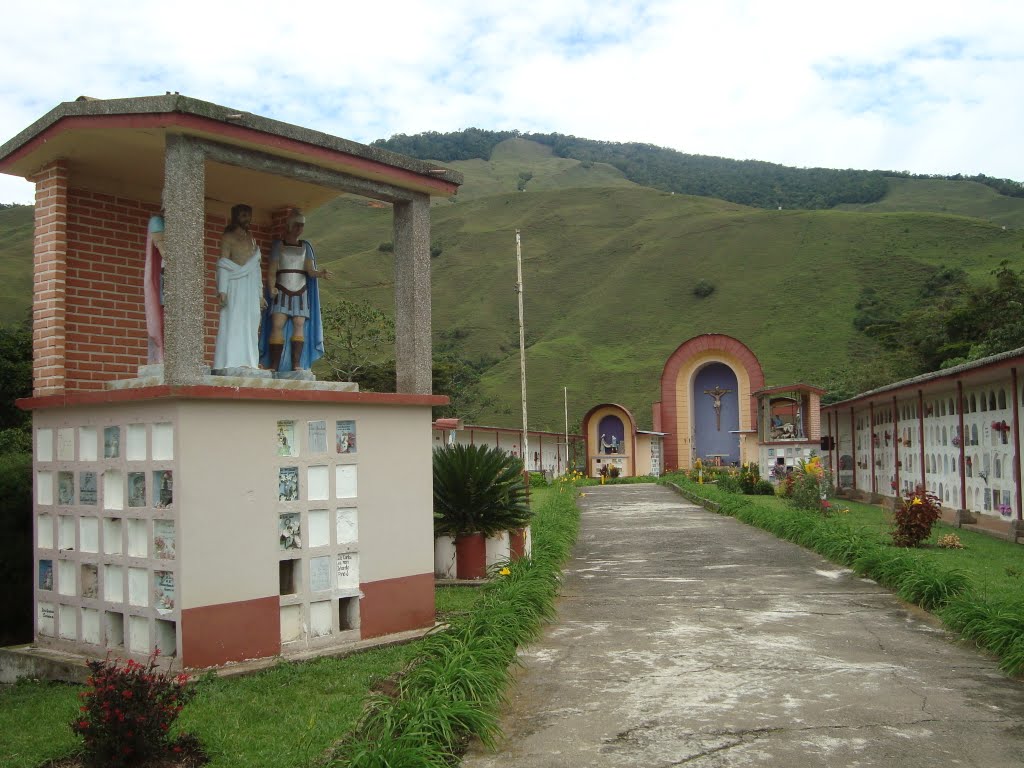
[515,230,529,470]
[564,386,569,473]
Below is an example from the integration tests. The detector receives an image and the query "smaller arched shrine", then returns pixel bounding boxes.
[582,403,665,478]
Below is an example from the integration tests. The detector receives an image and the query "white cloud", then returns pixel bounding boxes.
[1,0,1022,203]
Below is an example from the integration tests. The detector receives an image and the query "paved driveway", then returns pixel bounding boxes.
[462,483,1024,767]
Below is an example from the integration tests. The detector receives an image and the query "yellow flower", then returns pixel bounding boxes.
[912,497,923,506]
[499,567,511,576]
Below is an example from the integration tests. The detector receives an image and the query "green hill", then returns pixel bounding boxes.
[431,138,638,204]
[423,190,1019,431]
[836,177,1024,229]
[0,205,34,321]
[2,139,1024,433]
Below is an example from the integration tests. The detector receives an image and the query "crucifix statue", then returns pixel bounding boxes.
[704,384,733,431]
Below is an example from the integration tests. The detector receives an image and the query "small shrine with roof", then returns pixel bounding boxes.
[0,94,461,671]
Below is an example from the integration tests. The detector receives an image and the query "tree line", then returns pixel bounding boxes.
[820,262,1024,404]
[375,129,1022,209]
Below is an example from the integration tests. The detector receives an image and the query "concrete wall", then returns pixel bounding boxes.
[825,376,1023,523]
[30,397,434,669]
[433,426,582,475]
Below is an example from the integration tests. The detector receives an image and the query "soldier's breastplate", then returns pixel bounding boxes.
[277,245,307,292]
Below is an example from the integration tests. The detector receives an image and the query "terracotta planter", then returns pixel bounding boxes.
[455,532,487,579]
[434,535,456,579]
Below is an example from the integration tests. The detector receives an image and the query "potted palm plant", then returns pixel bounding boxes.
[433,443,532,579]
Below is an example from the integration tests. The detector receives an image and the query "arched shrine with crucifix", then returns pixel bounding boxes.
[0,95,462,670]
[651,334,823,475]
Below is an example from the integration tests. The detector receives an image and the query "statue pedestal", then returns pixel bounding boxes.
[212,367,274,379]
[274,370,316,382]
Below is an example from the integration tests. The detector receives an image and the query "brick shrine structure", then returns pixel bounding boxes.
[0,95,462,669]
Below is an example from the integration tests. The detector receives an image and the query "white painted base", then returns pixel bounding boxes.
[434,536,456,579]
[485,530,511,568]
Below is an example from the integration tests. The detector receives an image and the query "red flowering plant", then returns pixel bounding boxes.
[890,486,942,548]
[72,649,198,768]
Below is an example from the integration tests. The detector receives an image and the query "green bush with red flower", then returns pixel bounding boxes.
[71,650,198,767]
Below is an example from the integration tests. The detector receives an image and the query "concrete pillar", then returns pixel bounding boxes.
[162,136,207,385]
[392,193,432,394]
[1008,518,1022,542]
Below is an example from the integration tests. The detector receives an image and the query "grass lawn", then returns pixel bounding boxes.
[1,590,487,768]
[0,488,564,768]
[435,585,487,623]
[0,631,423,768]
[832,497,1024,597]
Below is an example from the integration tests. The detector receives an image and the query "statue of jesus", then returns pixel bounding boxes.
[704,384,733,431]
[213,204,267,371]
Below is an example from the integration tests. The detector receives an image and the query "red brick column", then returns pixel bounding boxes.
[30,160,69,396]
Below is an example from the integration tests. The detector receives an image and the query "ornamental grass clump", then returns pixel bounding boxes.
[891,487,942,547]
[71,650,198,768]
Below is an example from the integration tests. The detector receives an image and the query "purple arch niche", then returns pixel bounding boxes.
[598,414,626,454]
[693,363,740,464]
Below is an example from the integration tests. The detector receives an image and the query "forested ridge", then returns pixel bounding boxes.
[375,129,1024,210]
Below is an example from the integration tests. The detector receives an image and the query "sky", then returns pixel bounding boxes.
[1,0,1022,204]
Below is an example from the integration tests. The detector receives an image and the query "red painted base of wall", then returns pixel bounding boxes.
[509,528,527,560]
[181,596,280,669]
[360,572,435,639]
[455,533,487,579]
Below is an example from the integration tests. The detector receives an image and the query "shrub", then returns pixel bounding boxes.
[71,651,197,768]
[753,479,776,495]
[0,427,30,454]
[937,533,964,549]
[377,241,394,252]
[788,456,829,511]
[528,471,549,488]
[716,471,741,493]
[0,451,32,645]
[738,463,762,494]
[891,486,942,547]
[433,444,531,537]
[693,279,715,298]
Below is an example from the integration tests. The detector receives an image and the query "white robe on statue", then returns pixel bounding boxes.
[214,248,263,370]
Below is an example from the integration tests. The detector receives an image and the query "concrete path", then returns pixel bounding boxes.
[462,484,1024,767]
